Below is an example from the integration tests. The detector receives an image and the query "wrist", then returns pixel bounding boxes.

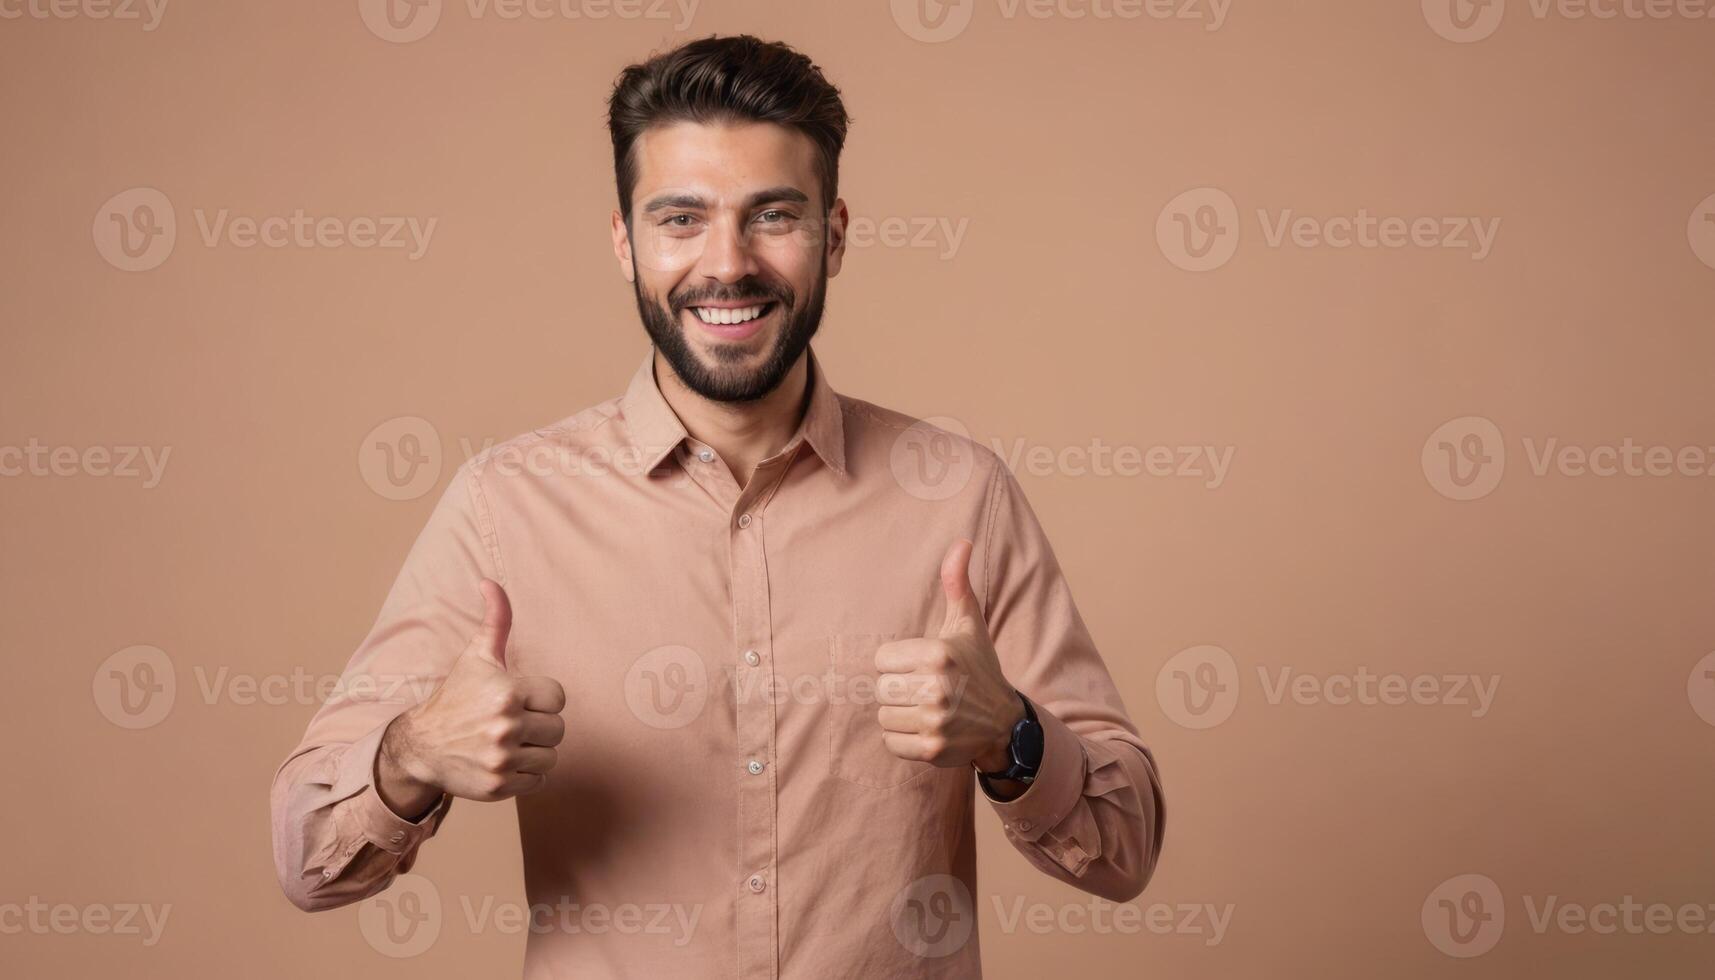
[975,692,1026,773]
[377,712,442,819]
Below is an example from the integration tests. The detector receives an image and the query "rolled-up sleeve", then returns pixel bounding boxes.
[269,461,500,911]
[974,462,1166,903]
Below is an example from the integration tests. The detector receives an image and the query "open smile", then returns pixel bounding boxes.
[681,300,780,341]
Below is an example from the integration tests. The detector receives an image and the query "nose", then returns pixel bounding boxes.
[693,213,761,285]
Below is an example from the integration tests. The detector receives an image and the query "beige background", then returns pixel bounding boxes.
[3,0,1714,976]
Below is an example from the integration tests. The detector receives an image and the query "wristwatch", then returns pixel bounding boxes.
[977,693,1044,784]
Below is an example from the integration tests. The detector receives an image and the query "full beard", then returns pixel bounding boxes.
[632,260,827,403]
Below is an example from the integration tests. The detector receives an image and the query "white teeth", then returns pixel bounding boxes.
[692,304,767,325]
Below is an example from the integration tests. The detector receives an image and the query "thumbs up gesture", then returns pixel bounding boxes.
[875,540,1024,773]
[378,580,568,817]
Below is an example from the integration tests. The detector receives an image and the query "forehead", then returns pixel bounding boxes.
[631,120,819,206]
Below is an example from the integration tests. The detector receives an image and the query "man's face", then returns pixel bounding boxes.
[612,120,847,402]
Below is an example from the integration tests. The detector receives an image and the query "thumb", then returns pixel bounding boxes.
[937,539,982,637]
[470,578,512,669]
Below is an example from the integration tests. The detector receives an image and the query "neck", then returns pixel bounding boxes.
[653,350,810,488]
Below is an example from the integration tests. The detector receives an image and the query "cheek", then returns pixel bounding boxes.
[755,240,823,296]
[635,264,689,306]
[631,225,706,283]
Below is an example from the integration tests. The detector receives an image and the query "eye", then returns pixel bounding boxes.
[755,209,793,224]
[659,213,699,229]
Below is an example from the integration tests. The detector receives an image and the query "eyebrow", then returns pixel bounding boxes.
[640,186,812,215]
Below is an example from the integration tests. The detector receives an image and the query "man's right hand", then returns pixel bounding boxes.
[377,579,567,819]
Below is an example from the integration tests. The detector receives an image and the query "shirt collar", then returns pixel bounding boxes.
[620,347,847,478]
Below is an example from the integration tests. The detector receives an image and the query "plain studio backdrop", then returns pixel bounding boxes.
[2,1,1712,977]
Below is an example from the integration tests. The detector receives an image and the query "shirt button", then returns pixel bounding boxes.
[737,514,752,529]
[322,869,335,879]
[697,449,714,463]
[747,759,765,775]
[1017,819,1033,833]
[389,831,406,844]
[748,874,766,893]
[744,649,761,666]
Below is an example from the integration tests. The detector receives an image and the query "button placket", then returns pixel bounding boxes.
[730,476,779,977]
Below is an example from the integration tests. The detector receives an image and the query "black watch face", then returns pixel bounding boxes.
[1015,717,1045,770]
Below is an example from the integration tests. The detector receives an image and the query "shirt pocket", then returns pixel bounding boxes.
[826,632,936,790]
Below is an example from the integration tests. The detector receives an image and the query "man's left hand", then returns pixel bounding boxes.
[875,539,1024,773]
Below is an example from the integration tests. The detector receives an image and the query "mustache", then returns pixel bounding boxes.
[670,279,794,312]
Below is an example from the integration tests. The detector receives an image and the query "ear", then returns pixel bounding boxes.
[611,209,636,283]
[824,197,849,279]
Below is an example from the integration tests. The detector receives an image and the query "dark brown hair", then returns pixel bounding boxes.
[606,34,850,225]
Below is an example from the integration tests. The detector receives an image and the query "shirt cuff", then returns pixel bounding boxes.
[982,700,1086,842]
[330,719,452,856]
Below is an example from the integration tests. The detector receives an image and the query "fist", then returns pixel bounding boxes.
[874,540,1022,773]
[380,580,567,812]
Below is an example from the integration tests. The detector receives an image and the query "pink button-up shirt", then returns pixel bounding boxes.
[271,348,1164,978]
